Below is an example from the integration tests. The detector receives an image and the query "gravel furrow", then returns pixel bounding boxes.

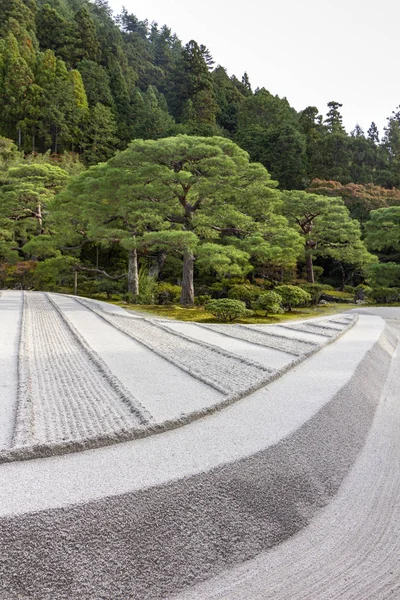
[76,299,274,395]
[199,323,316,356]
[276,322,345,338]
[12,293,149,447]
[174,328,400,600]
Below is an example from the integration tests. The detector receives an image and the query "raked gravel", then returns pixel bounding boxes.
[174,326,400,600]
[199,322,322,355]
[12,292,150,448]
[0,291,22,449]
[158,321,293,370]
[49,294,223,423]
[76,298,275,395]
[0,314,385,517]
[0,320,395,600]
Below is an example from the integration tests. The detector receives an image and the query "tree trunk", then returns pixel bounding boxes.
[306,252,314,283]
[127,248,139,295]
[148,251,167,279]
[180,249,195,306]
[37,203,43,233]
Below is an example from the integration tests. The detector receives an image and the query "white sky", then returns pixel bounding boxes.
[108,0,399,136]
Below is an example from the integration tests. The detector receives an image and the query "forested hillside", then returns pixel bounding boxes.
[1,0,400,309]
[2,0,400,189]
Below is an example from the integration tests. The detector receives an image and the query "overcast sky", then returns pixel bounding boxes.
[108,0,398,136]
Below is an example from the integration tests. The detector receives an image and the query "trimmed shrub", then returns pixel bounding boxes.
[369,287,400,304]
[354,284,372,302]
[205,299,250,322]
[275,285,311,311]
[157,282,182,305]
[228,283,262,308]
[95,278,122,300]
[254,291,283,315]
[298,283,330,305]
[0,260,37,290]
[194,294,211,306]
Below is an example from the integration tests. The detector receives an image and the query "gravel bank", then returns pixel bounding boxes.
[13,292,149,448]
[0,291,22,449]
[159,321,294,370]
[76,298,275,394]
[174,326,400,600]
[0,314,384,515]
[49,294,223,423]
[0,322,394,600]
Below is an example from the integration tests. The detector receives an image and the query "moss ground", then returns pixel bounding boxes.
[103,300,355,324]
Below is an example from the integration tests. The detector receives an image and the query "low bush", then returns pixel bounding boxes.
[353,284,372,302]
[253,291,283,315]
[95,278,123,299]
[274,285,311,311]
[194,294,211,306]
[0,260,37,290]
[157,282,182,305]
[298,283,331,305]
[205,298,250,322]
[369,287,400,303]
[228,283,262,308]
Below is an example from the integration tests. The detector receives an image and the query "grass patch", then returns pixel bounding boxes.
[106,300,355,324]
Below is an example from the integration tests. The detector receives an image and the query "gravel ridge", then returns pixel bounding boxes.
[0,323,394,600]
[196,315,356,356]
[174,327,400,600]
[75,297,274,394]
[275,321,344,337]
[0,295,359,463]
[12,292,150,448]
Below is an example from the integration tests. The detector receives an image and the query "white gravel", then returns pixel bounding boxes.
[49,294,223,423]
[13,292,148,448]
[76,299,274,394]
[160,321,294,370]
[173,327,400,600]
[0,314,384,517]
[0,291,22,449]
[258,324,329,343]
[197,323,317,355]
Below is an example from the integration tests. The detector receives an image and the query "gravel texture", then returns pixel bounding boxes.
[12,292,151,448]
[0,291,22,449]
[0,314,384,517]
[0,293,359,463]
[276,320,344,337]
[0,321,395,600]
[49,294,223,423]
[76,298,276,394]
[158,321,293,370]
[175,327,400,600]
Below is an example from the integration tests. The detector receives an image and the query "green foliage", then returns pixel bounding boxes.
[364,207,400,253]
[281,190,374,283]
[254,291,283,315]
[156,281,181,304]
[126,266,157,304]
[205,298,250,322]
[227,283,261,308]
[298,283,332,304]
[0,259,37,288]
[274,285,311,311]
[94,277,122,299]
[366,262,400,288]
[369,287,400,304]
[194,294,211,306]
[32,255,77,290]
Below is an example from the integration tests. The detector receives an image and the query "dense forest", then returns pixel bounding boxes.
[1,0,400,309]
